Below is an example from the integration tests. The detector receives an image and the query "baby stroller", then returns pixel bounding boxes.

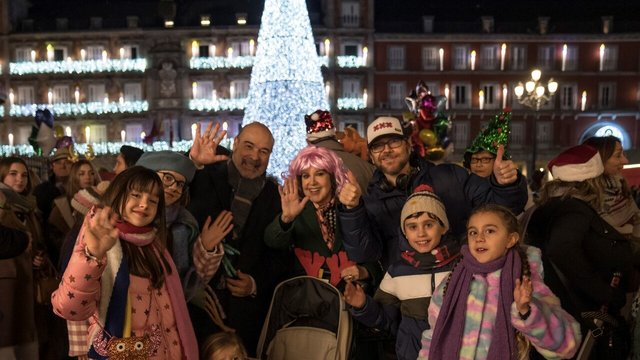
[256,276,353,360]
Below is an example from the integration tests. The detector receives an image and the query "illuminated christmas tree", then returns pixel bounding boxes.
[242,0,328,178]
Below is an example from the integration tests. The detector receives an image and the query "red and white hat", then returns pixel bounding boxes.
[367,116,404,145]
[305,110,336,142]
[547,144,604,182]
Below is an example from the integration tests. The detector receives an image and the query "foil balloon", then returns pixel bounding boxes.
[55,136,74,150]
[419,129,437,147]
[54,125,65,138]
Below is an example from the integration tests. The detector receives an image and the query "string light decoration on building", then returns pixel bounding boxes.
[9,101,149,117]
[242,0,328,178]
[189,98,248,111]
[9,58,147,75]
[189,56,255,70]
[337,97,366,110]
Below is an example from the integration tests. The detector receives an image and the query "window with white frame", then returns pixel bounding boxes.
[88,84,106,102]
[564,45,578,71]
[16,47,32,62]
[538,45,555,70]
[480,45,499,70]
[453,45,470,70]
[230,79,249,99]
[388,81,406,109]
[121,45,139,59]
[602,45,618,71]
[388,46,405,70]
[125,124,143,141]
[560,84,577,110]
[88,124,108,142]
[453,120,470,146]
[18,126,32,145]
[509,121,524,149]
[341,1,360,27]
[342,78,361,98]
[86,45,105,60]
[340,119,365,136]
[124,83,143,101]
[424,82,440,96]
[195,81,214,100]
[511,45,526,70]
[53,46,68,61]
[230,40,251,56]
[422,46,438,70]
[480,83,499,109]
[598,82,616,108]
[17,86,34,105]
[537,121,553,148]
[53,85,70,103]
[342,42,361,56]
[452,83,470,109]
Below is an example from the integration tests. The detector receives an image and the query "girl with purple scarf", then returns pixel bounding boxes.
[419,204,581,360]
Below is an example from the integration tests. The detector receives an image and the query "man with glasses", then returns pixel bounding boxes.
[338,116,528,269]
[464,150,496,178]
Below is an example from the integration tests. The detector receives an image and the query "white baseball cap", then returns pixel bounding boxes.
[366,117,405,145]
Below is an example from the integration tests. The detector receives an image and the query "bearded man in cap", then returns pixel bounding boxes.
[338,116,528,270]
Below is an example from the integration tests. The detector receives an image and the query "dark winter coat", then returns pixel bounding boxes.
[187,161,291,356]
[526,196,634,320]
[339,157,528,268]
[349,231,457,360]
[264,201,381,288]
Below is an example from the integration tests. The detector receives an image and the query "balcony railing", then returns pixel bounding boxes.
[189,98,248,111]
[337,97,366,110]
[9,59,147,75]
[336,56,367,68]
[10,100,149,116]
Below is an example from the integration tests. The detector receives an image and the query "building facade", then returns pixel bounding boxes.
[0,0,638,176]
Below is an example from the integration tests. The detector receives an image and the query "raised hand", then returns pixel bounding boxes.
[84,206,120,259]
[190,122,230,167]
[279,177,309,224]
[201,211,234,251]
[492,145,518,185]
[340,264,369,281]
[344,280,366,309]
[338,170,362,209]
[514,275,533,315]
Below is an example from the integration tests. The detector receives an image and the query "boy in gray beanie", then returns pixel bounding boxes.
[343,184,460,360]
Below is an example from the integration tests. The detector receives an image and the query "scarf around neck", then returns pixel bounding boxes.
[90,217,198,360]
[429,245,521,360]
[400,242,461,273]
[227,160,266,240]
[314,199,337,250]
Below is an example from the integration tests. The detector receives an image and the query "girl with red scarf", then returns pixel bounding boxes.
[52,166,202,359]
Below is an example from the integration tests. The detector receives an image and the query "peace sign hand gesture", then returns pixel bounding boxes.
[190,122,230,167]
[279,177,309,224]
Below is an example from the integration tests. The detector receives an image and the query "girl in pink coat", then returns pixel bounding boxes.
[52,166,215,359]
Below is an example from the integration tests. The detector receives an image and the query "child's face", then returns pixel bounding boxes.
[404,213,446,254]
[211,347,244,360]
[466,211,518,263]
[122,190,160,227]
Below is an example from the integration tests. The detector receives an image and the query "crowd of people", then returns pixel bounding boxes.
[0,109,639,360]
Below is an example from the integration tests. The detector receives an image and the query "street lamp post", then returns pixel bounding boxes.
[514,69,558,177]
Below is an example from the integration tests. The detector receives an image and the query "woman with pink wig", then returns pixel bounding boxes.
[264,146,380,289]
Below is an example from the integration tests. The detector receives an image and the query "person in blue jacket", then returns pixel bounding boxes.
[338,116,528,269]
[344,184,459,360]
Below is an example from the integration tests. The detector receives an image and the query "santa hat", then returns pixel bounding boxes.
[465,110,511,158]
[548,144,604,182]
[401,184,449,235]
[305,110,336,142]
[367,116,405,145]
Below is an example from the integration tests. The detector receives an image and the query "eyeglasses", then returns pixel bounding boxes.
[158,171,186,190]
[470,157,495,165]
[370,138,404,154]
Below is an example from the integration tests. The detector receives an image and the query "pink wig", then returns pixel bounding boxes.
[286,146,349,195]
